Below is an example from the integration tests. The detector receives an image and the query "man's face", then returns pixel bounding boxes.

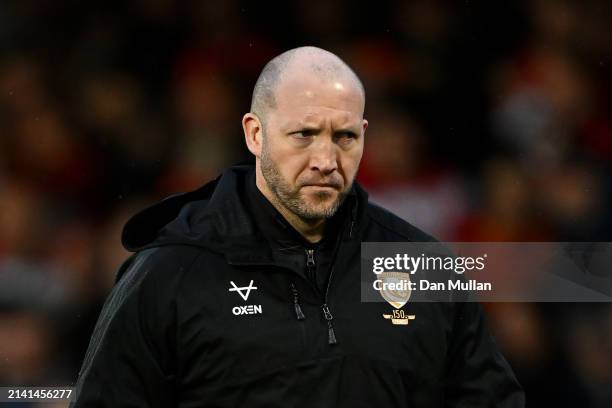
[259,75,367,221]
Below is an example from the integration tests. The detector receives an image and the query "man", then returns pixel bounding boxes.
[72,47,524,407]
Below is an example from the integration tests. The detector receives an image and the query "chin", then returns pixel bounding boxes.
[303,201,341,219]
[304,194,336,208]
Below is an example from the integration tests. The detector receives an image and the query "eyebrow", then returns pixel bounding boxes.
[281,116,361,133]
[333,126,359,133]
[285,125,360,137]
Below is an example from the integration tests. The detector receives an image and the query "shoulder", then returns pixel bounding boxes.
[107,245,209,315]
[116,245,206,284]
[100,245,207,330]
[365,201,438,242]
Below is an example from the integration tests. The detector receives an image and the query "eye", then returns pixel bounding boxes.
[290,129,315,139]
[335,131,357,142]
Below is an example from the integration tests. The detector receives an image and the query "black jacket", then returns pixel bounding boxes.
[72,164,524,407]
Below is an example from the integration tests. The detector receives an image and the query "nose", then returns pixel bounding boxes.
[309,136,338,175]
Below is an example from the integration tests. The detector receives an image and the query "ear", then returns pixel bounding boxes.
[243,113,264,158]
[362,119,368,135]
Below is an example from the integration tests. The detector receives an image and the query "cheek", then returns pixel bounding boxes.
[340,144,364,178]
[269,142,309,180]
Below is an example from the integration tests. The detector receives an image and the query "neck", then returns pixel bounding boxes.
[255,172,326,244]
[277,206,326,243]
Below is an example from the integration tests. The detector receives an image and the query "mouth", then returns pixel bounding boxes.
[303,183,340,189]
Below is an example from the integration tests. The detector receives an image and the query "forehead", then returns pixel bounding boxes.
[270,74,364,128]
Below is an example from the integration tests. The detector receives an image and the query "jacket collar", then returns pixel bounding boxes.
[121,164,369,265]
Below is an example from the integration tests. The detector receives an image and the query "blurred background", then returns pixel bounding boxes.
[0,0,610,406]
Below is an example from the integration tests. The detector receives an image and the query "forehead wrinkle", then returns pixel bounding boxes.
[277,115,323,132]
[303,108,360,129]
[303,108,355,124]
[332,119,361,132]
[299,113,325,129]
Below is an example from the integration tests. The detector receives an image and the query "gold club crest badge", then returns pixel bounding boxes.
[378,272,416,325]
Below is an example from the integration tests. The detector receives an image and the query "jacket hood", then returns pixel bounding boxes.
[121,164,368,264]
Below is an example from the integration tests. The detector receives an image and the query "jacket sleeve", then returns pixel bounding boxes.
[71,247,198,407]
[444,302,525,408]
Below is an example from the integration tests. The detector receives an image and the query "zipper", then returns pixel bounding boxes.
[322,260,338,345]
[305,249,316,285]
[322,303,337,345]
[290,283,306,320]
[305,248,338,345]
[227,245,341,346]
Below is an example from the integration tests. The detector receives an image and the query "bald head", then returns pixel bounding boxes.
[250,46,365,125]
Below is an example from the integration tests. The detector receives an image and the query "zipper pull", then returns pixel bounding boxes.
[290,283,306,320]
[305,249,317,286]
[306,249,315,267]
[322,304,337,345]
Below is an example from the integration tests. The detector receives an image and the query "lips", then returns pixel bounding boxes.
[303,183,341,189]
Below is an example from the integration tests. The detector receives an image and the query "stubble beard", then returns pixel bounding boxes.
[260,139,349,221]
